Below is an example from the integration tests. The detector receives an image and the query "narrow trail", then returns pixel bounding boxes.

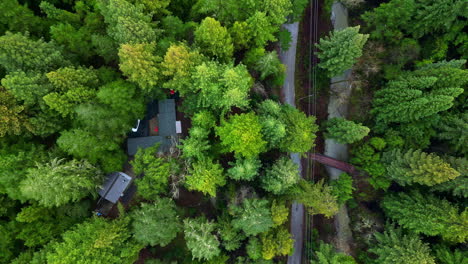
[324,1,354,254]
[279,21,305,264]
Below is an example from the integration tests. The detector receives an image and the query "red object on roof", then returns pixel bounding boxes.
[154,126,159,133]
[169,89,175,95]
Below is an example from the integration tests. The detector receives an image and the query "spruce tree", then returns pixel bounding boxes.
[230,198,274,236]
[183,217,221,261]
[261,157,299,195]
[382,190,467,243]
[324,117,370,144]
[382,149,460,186]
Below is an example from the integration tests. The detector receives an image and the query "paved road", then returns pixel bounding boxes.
[279,22,305,264]
[324,1,354,254]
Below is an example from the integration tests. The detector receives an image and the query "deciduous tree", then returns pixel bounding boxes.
[261,157,299,195]
[183,217,221,261]
[186,158,226,197]
[227,157,261,181]
[311,241,357,264]
[230,198,273,236]
[194,17,233,61]
[280,105,318,154]
[294,179,339,218]
[260,227,294,260]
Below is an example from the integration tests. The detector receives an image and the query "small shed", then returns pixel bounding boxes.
[98,172,132,204]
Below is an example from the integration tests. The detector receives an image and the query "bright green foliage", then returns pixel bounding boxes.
[131,144,176,199]
[294,179,339,218]
[368,225,435,264]
[99,0,156,44]
[20,158,103,207]
[255,51,285,80]
[247,237,263,260]
[0,87,29,137]
[57,128,126,172]
[316,26,368,77]
[129,0,171,17]
[194,17,233,61]
[2,71,51,106]
[0,142,46,200]
[324,117,370,144]
[230,198,274,236]
[179,127,211,160]
[161,44,204,93]
[190,61,253,114]
[229,21,251,50]
[216,113,267,158]
[311,241,357,264]
[192,111,217,129]
[261,157,299,195]
[369,137,386,151]
[15,201,90,247]
[330,173,355,205]
[382,190,468,243]
[46,217,142,264]
[263,0,293,25]
[432,245,468,264]
[247,11,278,47]
[131,199,181,246]
[430,156,468,197]
[382,149,460,186]
[186,158,226,197]
[227,157,261,181]
[257,100,287,148]
[350,142,389,190]
[280,105,318,153]
[436,113,468,155]
[118,43,160,94]
[260,227,294,260]
[0,32,67,72]
[183,217,221,261]
[44,66,99,117]
[217,213,246,251]
[271,200,289,226]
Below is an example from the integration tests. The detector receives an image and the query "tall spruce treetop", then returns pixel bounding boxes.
[382,190,467,243]
[0,32,67,73]
[316,26,368,77]
[382,149,460,186]
[324,117,370,144]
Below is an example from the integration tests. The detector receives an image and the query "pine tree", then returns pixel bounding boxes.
[20,158,103,207]
[194,17,233,61]
[230,198,274,236]
[118,43,160,95]
[185,158,226,197]
[294,179,339,218]
[0,32,67,72]
[316,26,368,77]
[280,105,318,153]
[311,241,357,264]
[436,113,468,155]
[131,199,181,246]
[432,244,468,264]
[382,149,460,186]
[261,157,299,195]
[382,190,467,243]
[183,217,221,261]
[324,117,370,144]
[430,156,468,198]
[368,225,435,264]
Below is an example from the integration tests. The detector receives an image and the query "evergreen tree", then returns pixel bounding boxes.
[246,237,262,260]
[1,71,51,106]
[382,190,467,243]
[118,43,160,95]
[217,213,246,251]
[254,51,285,80]
[382,149,460,186]
[316,26,368,77]
[131,199,181,246]
[0,87,29,137]
[46,217,142,264]
[330,173,355,205]
[0,0,48,36]
[20,158,103,207]
[230,198,274,236]
[0,32,67,72]
[368,225,435,264]
[179,127,211,161]
[324,117,370,144]
[280,105,318,153]
[436,113,468,155]
[194,17,233,61]
[216,113,267,158]
[261,227,294,260]
[311,241,357,264]
[246,11,278,47]
[185,158,226,197]
[227,157,261,181]
[183,217,221,261]
[261,157,299,195]
[432,245,468,264]
[294,179,339,218]
[271,200,289,226]
[430,156,468,198]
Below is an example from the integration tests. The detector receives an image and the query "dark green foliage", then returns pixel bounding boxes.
[323,117,370,144]
[46,217,142,264]
[261,157,299,195]
[368,225,435,264]
[311,241,357,264]
[131,199,181,246]
[330,173,355,205]
[246,237,263,260]
[436,113,468,155]
[382,190,467,243]
[432,245,468,264]
[0,87,30,137]
[217,214,246,251]
[230,198,274,236]
[183,217,221,261]
[0,0,47,36]
[20,158,103,207]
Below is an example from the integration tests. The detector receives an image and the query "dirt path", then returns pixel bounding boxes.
[323,1,354,255]
[279,21,306,264]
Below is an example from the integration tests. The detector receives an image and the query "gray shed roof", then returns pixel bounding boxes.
[98,172,132,203]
